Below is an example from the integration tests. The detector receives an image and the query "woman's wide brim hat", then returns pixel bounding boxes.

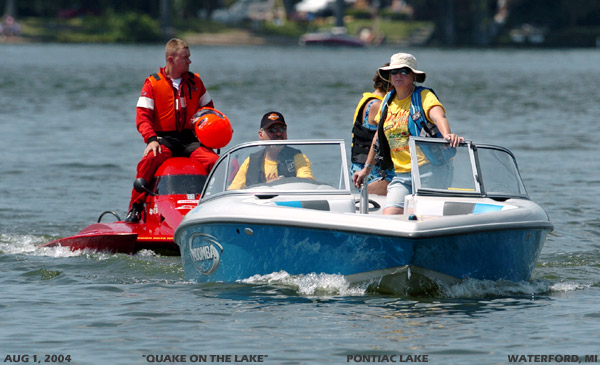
[378,53,426,83]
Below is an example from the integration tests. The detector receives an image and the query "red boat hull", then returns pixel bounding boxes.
[41,229,138,254]
[41,157,208,255]
[40,221,177,254]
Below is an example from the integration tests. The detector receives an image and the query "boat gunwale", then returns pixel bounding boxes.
[176,205,554,241]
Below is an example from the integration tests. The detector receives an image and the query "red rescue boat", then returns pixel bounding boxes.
[40,157,208,255]
[41,107,233,255]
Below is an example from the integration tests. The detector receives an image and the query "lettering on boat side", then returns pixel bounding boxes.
[188,233,223,276]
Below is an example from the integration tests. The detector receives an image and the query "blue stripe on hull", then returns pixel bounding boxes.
[177,223,547,284]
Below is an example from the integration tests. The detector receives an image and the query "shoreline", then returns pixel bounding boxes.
[0,31,297,46]
[3,29,596,48]
[183,30,296,46]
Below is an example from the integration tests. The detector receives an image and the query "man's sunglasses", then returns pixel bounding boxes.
[266,125,287,134]
[390,67,412,75]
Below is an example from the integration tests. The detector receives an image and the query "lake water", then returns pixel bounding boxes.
[1,43,599,364]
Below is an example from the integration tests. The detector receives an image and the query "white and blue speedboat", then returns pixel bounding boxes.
[174,138,553,295]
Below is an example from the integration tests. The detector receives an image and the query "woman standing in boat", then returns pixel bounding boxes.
[353,52,463,215]
[350,63,393,196]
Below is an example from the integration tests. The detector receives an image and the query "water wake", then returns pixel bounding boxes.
[2,234,594,298]
[241,271,370,296]
[0,233,85,258]
[240,270,590,299]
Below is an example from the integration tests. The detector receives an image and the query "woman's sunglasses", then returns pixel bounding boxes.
[390,67,412,75]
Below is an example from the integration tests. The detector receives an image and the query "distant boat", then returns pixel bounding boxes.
[509,24,546,44]
[299,27,366,47]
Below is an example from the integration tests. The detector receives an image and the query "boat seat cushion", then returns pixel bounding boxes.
[275,199,355,213]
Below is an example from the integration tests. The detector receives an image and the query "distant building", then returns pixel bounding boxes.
[295,0,356,16]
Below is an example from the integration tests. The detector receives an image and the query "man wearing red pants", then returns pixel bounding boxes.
[126,38,218,222]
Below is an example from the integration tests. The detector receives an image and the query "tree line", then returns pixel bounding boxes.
[3,0,599,46]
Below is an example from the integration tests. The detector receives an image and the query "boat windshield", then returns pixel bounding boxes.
[154,174,208,196]
[202,140,350,198]
[409,137,528,199]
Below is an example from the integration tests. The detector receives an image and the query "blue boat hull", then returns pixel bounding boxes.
[176,222,548,290]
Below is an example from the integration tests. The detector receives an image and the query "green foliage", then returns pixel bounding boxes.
[104,11,162,43]
[172,17,230,33]
[545,26,600,47]
[258,20,308,38]
[346,19,430,43]
[345,8,374,20]
[27,11,162,43]
[378,10,411,21]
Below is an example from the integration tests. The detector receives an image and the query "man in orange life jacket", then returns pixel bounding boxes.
[126,38,218,223]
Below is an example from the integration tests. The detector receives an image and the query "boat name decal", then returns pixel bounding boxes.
[188,233,223,276]
[178,199,199,204]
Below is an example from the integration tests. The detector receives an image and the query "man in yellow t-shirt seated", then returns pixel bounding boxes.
[228,111,314,190]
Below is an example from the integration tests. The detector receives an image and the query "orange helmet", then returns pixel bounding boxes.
[191,108,233,149]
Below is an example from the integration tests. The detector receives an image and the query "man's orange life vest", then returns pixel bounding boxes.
[148,71,205,132]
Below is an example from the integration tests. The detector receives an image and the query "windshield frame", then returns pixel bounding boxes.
[409,137,530,200]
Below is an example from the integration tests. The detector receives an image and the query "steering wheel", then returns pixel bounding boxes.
[354,198,382,212]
